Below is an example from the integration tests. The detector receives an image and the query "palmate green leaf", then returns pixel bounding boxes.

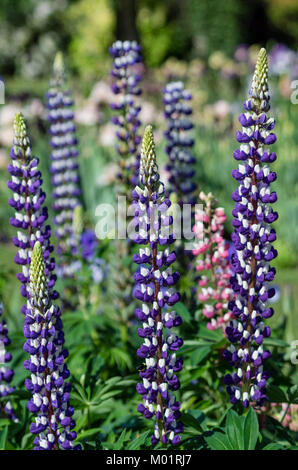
[113,428,131,450]
[175,302,192,324]
[288,385,298,404]
[226,410,245,450]
[181,412,204,433]
[0,426,8,449]
[263,338,289,348]
[190,346,211,366]
[127,431,151,450]
[77,427,102,440]
[72,382,90,404]
[267,384,288,403]
[261,415,297,447]
[0,389,30,401]
[97,389,122,402]
[92,376,123,400]
[197,325,223,343]
[243,408,259,450]
[89,399,117,415]
[20,432,34,450]
[267,384,298,404]
[205,431,233,450]
[0,419,11,428]
[107,348,133,369]
[262,442,286,450]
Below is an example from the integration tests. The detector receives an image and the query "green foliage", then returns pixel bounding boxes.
[187,0,243,56]
[66,0,115,81]
[205,409,260,450]
[266,0,298,43]
[137,2,190,67]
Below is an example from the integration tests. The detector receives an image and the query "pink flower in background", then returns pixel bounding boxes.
[259,403,298,432]
[193,191,234,331]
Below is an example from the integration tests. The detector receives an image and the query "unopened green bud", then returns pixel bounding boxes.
[140,125,160,189]
[73,205,84,237]
[29,241,48,310]
[13,112,30,151]
[250,48,269,110]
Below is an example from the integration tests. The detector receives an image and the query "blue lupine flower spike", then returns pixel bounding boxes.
[109,40,143,191]
[46,52,82,276]
[132,125,183,446]
[0,302,17,422]
[163,81,197,206]
[224,48,278,408]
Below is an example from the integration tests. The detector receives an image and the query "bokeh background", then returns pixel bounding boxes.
[0,0,298,367]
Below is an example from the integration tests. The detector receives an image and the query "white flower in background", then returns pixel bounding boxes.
[75,101,103,126]
[98,122,116,146]
[96,163,118,186]
[0,104,20,127]
[139,101,156,124]
[213,100,232,119]
[0,126,13,147]
[89,81,114,105]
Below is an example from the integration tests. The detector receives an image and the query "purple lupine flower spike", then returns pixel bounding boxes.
[8,113,58,307]
[46,52,81,274]
[163,81,197,206]
[132,125,183,446]
[8,114,79,449]
[109,40,142,190]
[224,48,278,408]
[0,302,18,422]
[24,242,80,450]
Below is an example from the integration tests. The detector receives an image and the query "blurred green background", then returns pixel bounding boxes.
[0,0,297,341]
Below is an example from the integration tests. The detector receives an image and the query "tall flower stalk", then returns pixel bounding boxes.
[109,40,142,192]
[0,302,17,421]
[24,242,80,450]
[109,40,143,328]
[8,113,57,306]
[163,81,197,207]
[132,125,183,446]
[224,48,278,407]
[8,113,79,449]
[46,52,81,275]
[193,192,233,331]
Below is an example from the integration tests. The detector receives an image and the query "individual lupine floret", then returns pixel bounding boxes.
[0,302,17,421]
[7,113,57,307]
[24,241,80,450]
[163,81,197,206]
[46,52,81,269]
[109,40,142,190]
[193,192,234,331]
[223,48,278,408]
[132,125,183,446]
